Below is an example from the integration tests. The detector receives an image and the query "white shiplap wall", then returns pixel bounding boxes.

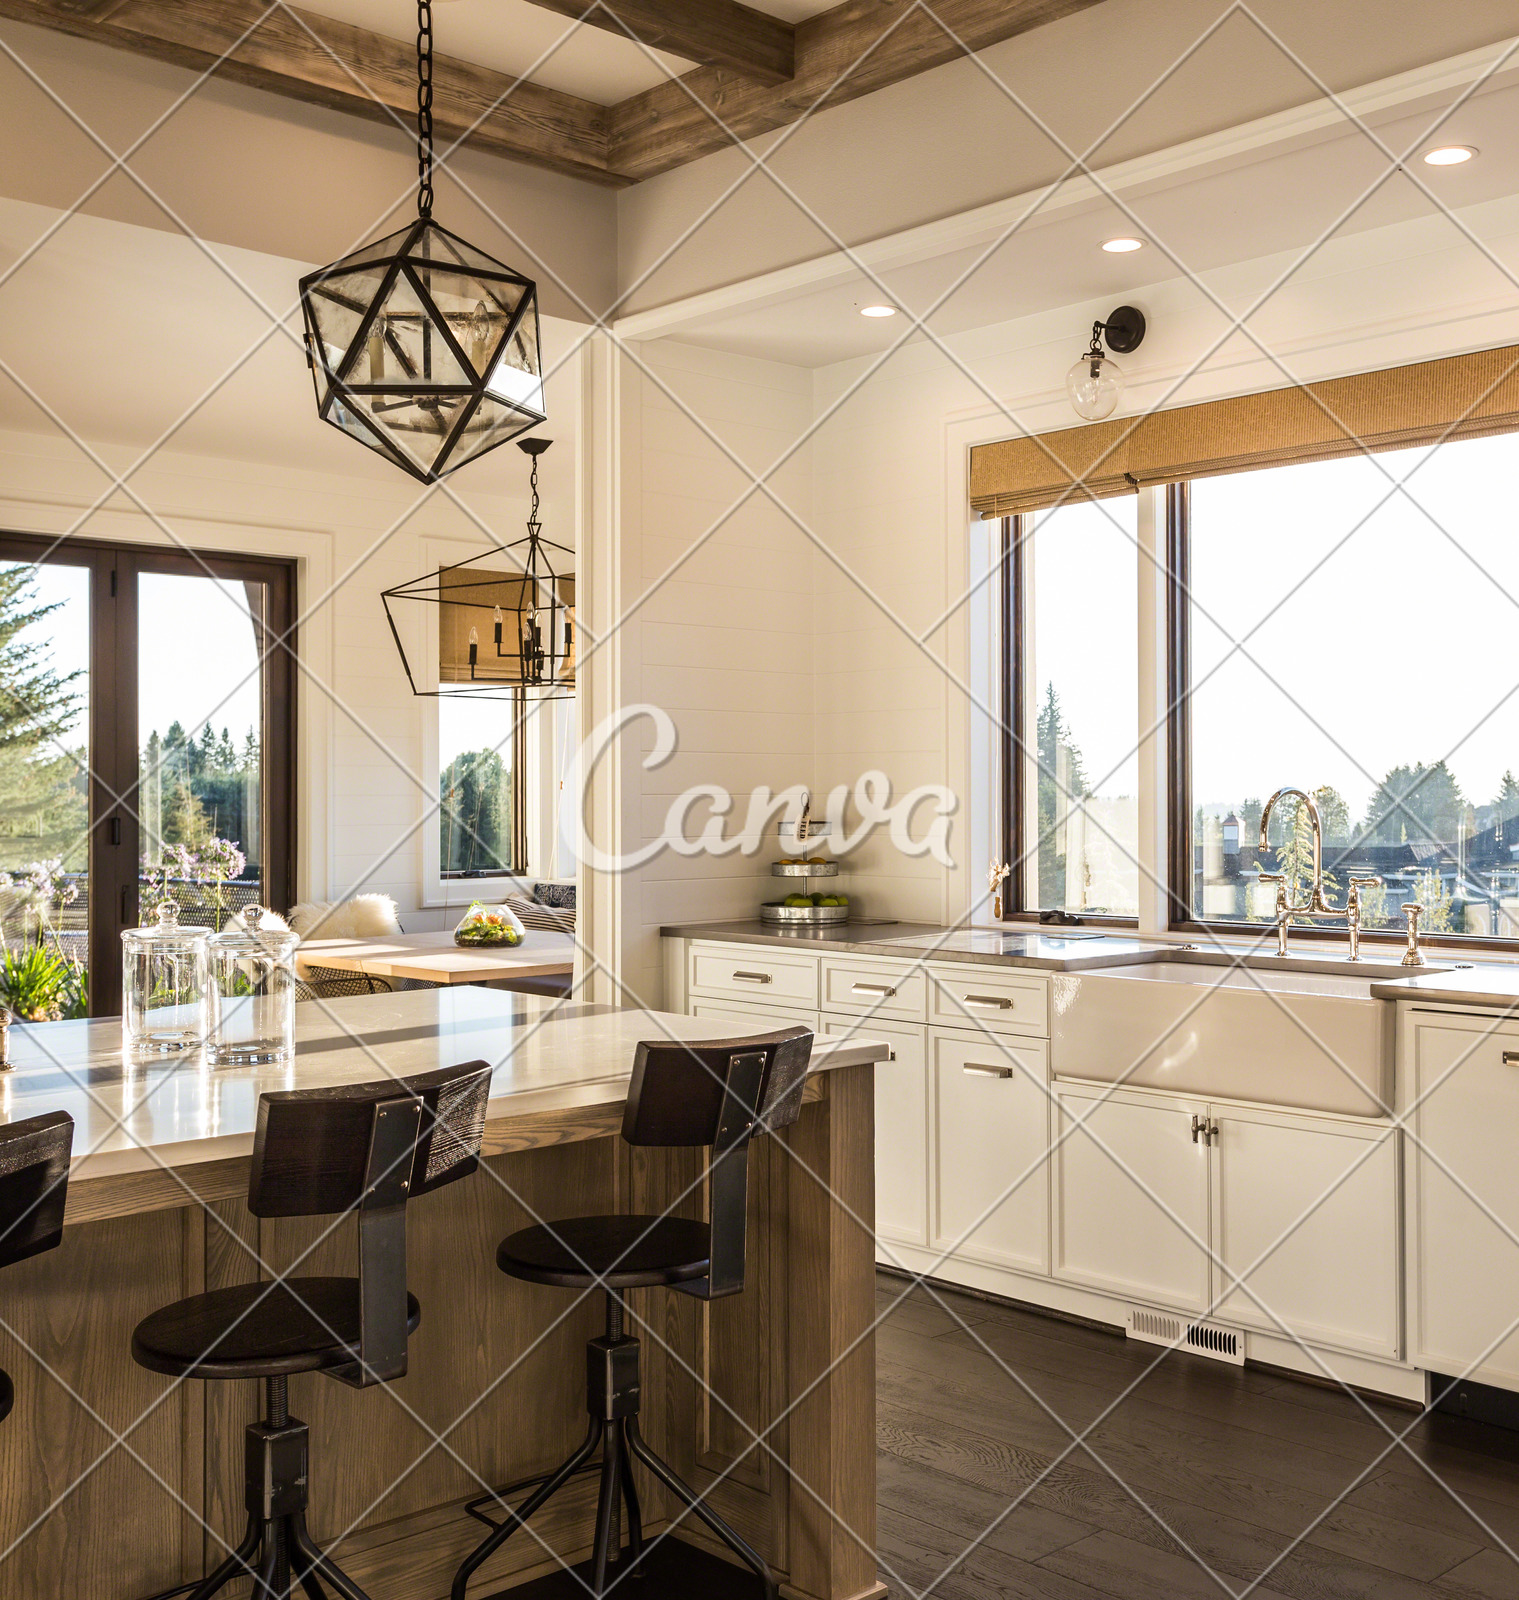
[602,338,817,1007]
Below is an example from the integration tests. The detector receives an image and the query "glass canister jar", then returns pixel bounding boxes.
[206,905,298,1067]
[122,901,209,1058]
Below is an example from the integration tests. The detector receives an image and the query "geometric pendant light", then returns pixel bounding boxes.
[298,1,546,482]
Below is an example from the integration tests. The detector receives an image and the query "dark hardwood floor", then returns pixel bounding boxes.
[875,1271,1519,1600]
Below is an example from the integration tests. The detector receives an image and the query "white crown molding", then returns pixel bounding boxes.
[613,37,1519,343]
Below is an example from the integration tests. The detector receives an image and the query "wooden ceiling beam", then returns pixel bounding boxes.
[608,0,1105,182]
[522,0,795,86]
[0,0,627,186]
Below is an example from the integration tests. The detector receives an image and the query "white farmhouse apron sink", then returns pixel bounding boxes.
[1050,961,1395,1117]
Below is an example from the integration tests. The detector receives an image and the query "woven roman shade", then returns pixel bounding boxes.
[969,343,1519,518]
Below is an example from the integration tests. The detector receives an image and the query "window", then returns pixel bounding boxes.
[0,535,295,1014]
[998,427,1519,947]
[1002,498,1140,921]
[438,688,526,877]
[1180,431,1519,941]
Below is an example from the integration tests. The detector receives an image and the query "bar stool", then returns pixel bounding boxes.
[452,1025,813,1600]
[0,1110,74,1424]
[132,1060,492,1600]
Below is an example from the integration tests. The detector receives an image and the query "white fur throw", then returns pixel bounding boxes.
[229,907,291,934]
[287,895,401,939]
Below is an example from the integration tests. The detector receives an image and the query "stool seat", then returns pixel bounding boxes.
[498,1216,711,1290]
[132,1278,422,1381]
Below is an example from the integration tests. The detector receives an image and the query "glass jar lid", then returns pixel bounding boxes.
[206,904,298,959]
[122,900,208,950]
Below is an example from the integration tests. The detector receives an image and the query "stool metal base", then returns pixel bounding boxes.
[452,1292,779,1600]
[143,1377,375,1600]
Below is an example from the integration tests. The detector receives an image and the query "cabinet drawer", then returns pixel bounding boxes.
[928,964,1049,1037]
[689,997,821,1034]
[820,956,927,1021]
[689,943,819,1007]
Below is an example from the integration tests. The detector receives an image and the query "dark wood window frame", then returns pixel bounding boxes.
[0,532,296,1013]
[996,511,1137,930]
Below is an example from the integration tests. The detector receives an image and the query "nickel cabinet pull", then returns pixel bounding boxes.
[962,994,1013,1010]
[963,1062,1015,1079]
[1504,1051,1519,1066]
[1190,1114,1221,1145]
[732,970,773,984]
[851,981,897,997]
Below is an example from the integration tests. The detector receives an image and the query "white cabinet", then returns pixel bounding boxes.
[1407,1012,1519,1386]
[1053,1082,1400,1356]
[1053,1084,1212,1312]
[1214,1106,1400,1359]
[931,1030,1050,1275]
[866,1020,931,1250]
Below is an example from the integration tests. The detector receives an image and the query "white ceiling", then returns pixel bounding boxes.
[0,197,578,479]
[297,0,838,106]
[641,64,1519,366]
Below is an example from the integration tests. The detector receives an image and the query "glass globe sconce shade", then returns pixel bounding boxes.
[1065,304,1146,422]
[300,219,545,483]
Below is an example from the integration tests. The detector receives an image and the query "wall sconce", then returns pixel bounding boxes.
[1066,305,1146,421]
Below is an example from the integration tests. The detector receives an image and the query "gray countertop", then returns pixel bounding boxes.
[1370,967,1519,1010]
[660,920,1168,970]
[664,921,1519,998]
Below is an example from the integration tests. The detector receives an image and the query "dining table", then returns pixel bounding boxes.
[298,927,576,987]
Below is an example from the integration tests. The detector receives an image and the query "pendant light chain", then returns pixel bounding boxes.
[416,0,434,218]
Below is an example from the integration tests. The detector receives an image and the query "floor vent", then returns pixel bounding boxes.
[1126,1308,1244,1364]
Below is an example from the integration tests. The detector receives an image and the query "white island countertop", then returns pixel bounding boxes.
[0,987,889,1208]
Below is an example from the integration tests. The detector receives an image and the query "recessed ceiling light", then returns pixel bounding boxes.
[859,304,897,317]
[1422,145,1478,166]
[1101,237,1145,253]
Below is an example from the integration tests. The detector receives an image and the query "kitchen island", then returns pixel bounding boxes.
[0,988,888,1600]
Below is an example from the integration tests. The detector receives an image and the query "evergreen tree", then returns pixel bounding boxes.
[441,748,511,874]
[0,566,83,750]
[1035,683,1090,908]
[1363,761,1464,846]
[1494,770,1519,825]
[0,567,87,868]
[164,778,212,851]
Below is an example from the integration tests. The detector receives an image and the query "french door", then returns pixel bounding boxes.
[0,534,295,1016]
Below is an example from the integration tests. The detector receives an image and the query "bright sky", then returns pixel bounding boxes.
[1031,429,1519,822]
[15,565,262,753]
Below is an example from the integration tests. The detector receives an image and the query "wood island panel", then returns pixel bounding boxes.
[0,1007,882,1600]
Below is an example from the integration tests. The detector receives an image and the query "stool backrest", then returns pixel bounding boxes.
[0,1111,73,1270]
[622,1027,812,1300]
[0,1110,73,1424]
[248,1060,492,1386]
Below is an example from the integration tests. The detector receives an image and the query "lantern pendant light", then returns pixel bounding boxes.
[298,0,546,482]
[379,437,575,701]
